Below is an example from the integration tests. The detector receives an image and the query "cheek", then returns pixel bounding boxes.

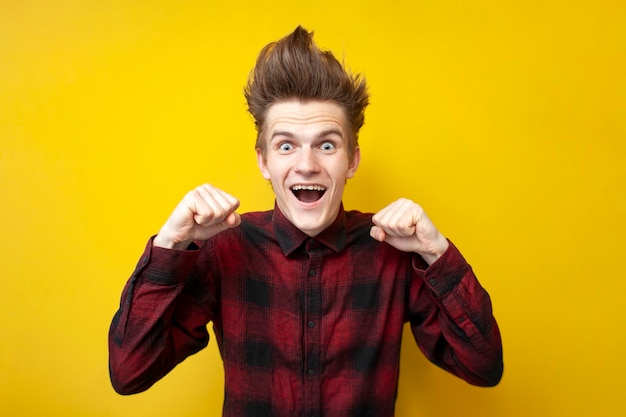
[265,165,289,186]
[330,164,352,183]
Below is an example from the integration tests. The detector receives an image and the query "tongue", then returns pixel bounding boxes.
[298,190,323,203]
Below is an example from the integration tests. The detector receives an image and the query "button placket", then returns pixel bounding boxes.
[302,240,323,415]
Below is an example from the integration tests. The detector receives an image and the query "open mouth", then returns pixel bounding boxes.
[291,184,326,203]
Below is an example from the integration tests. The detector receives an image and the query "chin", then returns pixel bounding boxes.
[280,195,337,236]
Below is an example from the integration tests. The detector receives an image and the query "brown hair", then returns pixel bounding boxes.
[244,26,369,159]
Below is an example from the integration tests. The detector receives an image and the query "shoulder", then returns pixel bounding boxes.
[344,209,375,243]
[201,210,273,244]
[239,209,275,242]
[201,210,275,255]
[343,209,412,259]
[344,209,374,230]
[241,209,274,226]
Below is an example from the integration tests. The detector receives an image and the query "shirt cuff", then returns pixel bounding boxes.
[412,239,471,297]
[133,236,202,286]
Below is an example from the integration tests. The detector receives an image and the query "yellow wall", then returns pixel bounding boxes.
[1,1,624,416]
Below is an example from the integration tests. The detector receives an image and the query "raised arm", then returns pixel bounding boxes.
[108,184,240,394]
[371,198,503,386]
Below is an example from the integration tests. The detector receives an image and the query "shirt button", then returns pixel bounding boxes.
[307,369,315,376]
[309,269,316,277]
[308,321,315,328]
[429,278,437,286]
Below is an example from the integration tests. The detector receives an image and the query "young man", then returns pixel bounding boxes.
[109,26,503,417]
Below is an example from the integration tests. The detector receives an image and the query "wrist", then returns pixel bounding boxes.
[420,238,449,265]
[153,231,191,250]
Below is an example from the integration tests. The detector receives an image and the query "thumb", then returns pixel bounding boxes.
[369,225,387,242]
[223,212,241,229]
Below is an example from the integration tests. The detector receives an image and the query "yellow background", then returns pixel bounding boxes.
[1,1,624,416]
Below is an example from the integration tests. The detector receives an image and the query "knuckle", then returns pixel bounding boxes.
[187,189,200,199]
[215,207,226,219]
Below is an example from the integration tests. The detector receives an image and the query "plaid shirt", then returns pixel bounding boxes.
[109,205,503,417]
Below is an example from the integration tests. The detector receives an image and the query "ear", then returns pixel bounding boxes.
[256,148,271,180]
[346,146,361,179]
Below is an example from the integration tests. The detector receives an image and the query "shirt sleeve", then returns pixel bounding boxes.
[108,237,215,395]
[408,240,503,386]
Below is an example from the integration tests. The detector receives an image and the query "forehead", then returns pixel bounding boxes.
[265,100,348,134]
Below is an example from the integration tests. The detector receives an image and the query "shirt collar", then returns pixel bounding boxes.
[272,202,347,256]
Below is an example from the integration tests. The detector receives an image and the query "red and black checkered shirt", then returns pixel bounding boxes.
[109,205,502,417]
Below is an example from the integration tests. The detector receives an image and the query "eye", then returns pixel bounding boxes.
[278,142,293,152]
[320,141,336,152]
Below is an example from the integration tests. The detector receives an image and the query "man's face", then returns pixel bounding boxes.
[257,100,360,237]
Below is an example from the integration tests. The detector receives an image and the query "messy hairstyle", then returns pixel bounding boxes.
[244,26,369,159]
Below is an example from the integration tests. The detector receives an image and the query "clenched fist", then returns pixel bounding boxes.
[154,184,241,250]
[370,198,449,265]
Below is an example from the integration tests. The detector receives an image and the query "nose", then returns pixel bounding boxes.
[295,147,320,175]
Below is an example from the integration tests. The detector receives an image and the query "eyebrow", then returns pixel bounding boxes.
[270,129,344,141]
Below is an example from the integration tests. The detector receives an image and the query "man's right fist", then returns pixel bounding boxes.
[153,184,241,249]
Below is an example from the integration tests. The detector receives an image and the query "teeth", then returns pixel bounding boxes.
[291,185,326,191]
